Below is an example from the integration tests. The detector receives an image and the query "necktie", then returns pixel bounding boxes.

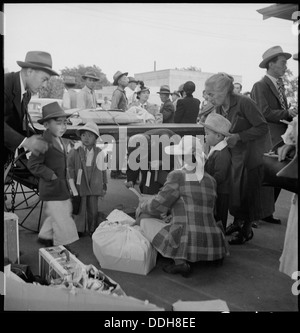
[276,78,287,110]
[22,91,32,136]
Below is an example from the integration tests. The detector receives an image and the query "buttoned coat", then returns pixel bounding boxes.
[4,71,33,163]
[251,75,292,149]
[27,130,71,201]
[138,170,227,262]
[174,95,200,123]
[159,99,175,123]
[67,144,108,197]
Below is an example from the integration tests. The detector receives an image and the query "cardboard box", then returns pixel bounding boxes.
[39,245,125,296]
[4,265,164,311]
[4,212,20,264]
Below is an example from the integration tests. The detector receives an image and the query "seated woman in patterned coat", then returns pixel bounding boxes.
[135,135,228,277]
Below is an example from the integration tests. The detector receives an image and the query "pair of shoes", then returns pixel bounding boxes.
[163,262,191,277]
[225,223,242,236]
[262,216,281,224]
[228,229,254,245]
[37,238,53,247]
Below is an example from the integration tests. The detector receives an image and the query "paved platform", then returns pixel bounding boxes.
[4,176,298,312]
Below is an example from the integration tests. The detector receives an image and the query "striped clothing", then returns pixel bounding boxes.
[139,169,228,262]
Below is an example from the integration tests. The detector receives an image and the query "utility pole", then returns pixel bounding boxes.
[154,61,156,71]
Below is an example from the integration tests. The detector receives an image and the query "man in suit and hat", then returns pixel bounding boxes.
[62,76,77,110]
[110,71,129,179]
[157,85,175,123]
[77,71,100,109]
[4,51,58,167]
[251,45,298,225]
[125,76,139,106]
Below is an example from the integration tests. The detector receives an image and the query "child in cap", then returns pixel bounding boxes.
[200,113,232,232]
[27,102,79,250]
[67,121,108,236]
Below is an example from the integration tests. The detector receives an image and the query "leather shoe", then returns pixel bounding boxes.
[37,238,53,247]
[163,262,191,277]
[262,216,281,224]
[225,223,241,236]
[228,229,254,245]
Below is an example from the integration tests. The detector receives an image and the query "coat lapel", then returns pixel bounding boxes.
[263,76,281,103]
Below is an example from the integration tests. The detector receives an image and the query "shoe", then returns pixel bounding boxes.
[163,262,191,278]
[262,216,281,224]
[225,223,242,236]
[37,238,53,247]
[228,229,254,245]
[110,171,127,179]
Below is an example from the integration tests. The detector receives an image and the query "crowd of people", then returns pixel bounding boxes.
[4,45,298,278]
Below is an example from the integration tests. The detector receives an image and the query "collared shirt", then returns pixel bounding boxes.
[85,147,94,166]
[207,139,228,158]
[20,72,26,101]
[77,85,97,109]
[266,73,281,92]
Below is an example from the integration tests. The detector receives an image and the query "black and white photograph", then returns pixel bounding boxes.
[2,3,299,314]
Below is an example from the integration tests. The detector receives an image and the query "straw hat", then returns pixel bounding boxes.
[113,71,128,85]
[17,51,59,76]
[199,113,231,137]
[171,90,181,97]
[82,71,100,81]
[259,46,291,69]
[128,76,138,83]
[157,85,171,94]
[37,102,71,124]
[76,121,99,138]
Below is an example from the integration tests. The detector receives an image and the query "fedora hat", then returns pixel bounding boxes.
[63,76,76,85]
[113,71,128,85]
[178,84,184,93]
[259,46,292,68]
[38,102,71,124]
[172,90,181,97]
[82,71,100,81]
[137,86,150,94]
[293,53,298,61]
[157,85,171,94]
[76,121,99,138]
[199,113,231,137]
[17,51,59,76]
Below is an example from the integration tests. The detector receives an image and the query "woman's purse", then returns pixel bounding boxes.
[262,147,297,193]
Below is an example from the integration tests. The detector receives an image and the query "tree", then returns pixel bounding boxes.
[60,65,111,89]
[283,69,298,108]
[175,66,202,71]
[39,65,111,99]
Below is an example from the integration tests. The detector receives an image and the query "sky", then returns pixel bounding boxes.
[3,3,299,92]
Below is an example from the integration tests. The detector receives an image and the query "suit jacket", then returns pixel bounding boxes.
[251,75,292,149]
[4,71,32,163]
[27,130,70,201]
[174,95,200,123]
[160,99,174,123]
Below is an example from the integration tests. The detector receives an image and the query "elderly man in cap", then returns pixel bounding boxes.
[62,76,77,110]
[4,50,58,168]
[110,71,129,179]
[77,71,99,110]
[157,85,175,123]
[174,81,200,124]
[251,45,298,225]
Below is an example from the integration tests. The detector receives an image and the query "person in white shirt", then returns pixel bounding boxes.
[125,76,139,106]
[101,96,111,110]
[62,76,77,109]
[77,71,99,109]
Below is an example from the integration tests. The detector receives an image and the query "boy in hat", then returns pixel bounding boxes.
[125,76,139,106]
[110,71,129,179]
[157,85,175,123]
[62,76,77,110]
[171,90,181,109]
[27,102,79,252]
[77,71,100,109]
[68,121,108,235]
[200,113,232,231]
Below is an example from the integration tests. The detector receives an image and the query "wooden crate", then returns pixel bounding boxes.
[4,212,20,264]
